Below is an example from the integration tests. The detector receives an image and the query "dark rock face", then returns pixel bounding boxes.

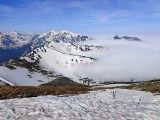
[113,35,121,39]
[121,36,142,41]
[40,77,80,86]
[113,35,142,41]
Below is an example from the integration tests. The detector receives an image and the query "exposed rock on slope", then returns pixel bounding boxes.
[40,77,80,86]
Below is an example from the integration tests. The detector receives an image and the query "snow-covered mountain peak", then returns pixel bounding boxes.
[0,30,93,63]
[39,30,78,38]
[8,31,19,36]
[60,30,78,35]
[48,30,57,35]
[32,30,92,47]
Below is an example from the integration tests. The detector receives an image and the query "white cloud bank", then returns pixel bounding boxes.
[64,35,160,82]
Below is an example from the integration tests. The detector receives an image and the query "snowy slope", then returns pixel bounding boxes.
[0,66,57,86]
[25,41,96,75]
[48,41,103,54]
[0,76,15,85]
[0,89,160,120]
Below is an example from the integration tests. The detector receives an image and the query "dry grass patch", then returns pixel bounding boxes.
[130,80,160,94]
[0,85,89,100]
[92,80,160,94]
[103,80,160,94]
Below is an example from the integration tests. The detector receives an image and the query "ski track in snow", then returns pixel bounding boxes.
[0,89,160,120]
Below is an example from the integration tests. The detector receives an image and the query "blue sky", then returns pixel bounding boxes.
[0,0,160,35]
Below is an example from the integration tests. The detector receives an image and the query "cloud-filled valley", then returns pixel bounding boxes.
[63,36,160,82]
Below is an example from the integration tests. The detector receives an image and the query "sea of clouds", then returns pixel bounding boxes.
[64,35,160,82]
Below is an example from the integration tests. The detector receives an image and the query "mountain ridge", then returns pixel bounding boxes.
[0,30,92,63]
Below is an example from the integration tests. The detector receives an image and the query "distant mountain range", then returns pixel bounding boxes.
[0,30,91,63]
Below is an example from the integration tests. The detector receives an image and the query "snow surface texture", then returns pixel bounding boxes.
[0,77,14,85]
[0,66,54,86]
[0,89,160,120]
[26,41,95,73]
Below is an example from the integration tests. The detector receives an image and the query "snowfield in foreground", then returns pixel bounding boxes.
[0,89,160,120]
